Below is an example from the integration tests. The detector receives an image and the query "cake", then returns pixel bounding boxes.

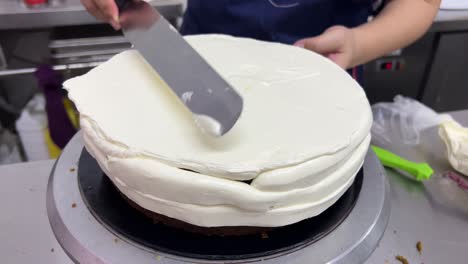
[64,34,372,235]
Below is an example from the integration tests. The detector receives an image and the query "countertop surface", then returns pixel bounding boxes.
[0,159,73,264]
[1,110,468,264]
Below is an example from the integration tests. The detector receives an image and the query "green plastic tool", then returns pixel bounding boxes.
[371,145,433,181]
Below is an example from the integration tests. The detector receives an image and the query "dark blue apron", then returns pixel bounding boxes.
[180,0,376,84]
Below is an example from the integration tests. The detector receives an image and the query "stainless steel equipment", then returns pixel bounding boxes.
[46,132,390,264]
[0,1,184,136]
[0,0,184,30]
[117,0,243,135]
[0,46,6,70]
[0,0,184,78]
[363,11,468,111]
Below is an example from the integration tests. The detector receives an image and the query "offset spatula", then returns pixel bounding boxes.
[115,0,243,136]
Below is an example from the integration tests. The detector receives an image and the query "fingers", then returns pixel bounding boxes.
[81,0,105,21]
[81,0,120,30]
[294,39,306,48]
[120,1,158,29]
[295,26,346,55]
[327,53,348,69]
[294,26,354,69]
[94,0,120,29]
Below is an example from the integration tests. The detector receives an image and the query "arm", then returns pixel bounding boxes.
[352,0,441,67]
[295,0,441,69]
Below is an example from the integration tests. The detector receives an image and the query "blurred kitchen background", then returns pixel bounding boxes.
[0,0,467,164]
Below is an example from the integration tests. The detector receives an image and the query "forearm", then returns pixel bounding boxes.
[351,0,441,67]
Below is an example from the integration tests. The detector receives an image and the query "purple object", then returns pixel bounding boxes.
[35,65,76,149]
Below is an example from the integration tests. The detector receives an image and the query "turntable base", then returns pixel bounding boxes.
[47,132,389,264]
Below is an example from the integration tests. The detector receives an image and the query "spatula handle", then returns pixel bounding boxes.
[371,145,433,181]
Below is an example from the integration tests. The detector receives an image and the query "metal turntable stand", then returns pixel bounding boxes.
[47,132,390,264]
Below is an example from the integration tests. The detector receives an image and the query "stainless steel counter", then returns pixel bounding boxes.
[1,110,468,263]
[0,159,73,264]
[0,0,184,30]
[367,109,468,264]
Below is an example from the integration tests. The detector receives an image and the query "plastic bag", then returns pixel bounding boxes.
[15,94,50,161]
[371,95,452,147]
[0,126,22,165]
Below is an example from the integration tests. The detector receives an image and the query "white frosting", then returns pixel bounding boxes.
[64,35,372,227]
[194,114,223,137]
[439,120,468,176]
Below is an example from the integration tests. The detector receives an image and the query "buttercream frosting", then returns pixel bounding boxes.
[439,120,468,176]
[64,34,372,227]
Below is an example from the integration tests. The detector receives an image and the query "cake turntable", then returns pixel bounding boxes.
[47,132,390,264]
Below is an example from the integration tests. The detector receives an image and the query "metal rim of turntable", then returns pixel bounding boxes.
[47,132,391,264]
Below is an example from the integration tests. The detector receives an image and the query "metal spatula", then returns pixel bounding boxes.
[115,0,243,136]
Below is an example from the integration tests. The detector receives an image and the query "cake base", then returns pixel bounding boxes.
[120,191,272,236]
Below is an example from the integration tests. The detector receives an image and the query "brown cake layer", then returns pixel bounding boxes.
[120,192,273,236]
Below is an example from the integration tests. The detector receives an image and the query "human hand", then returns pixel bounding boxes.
[81,0,157,30]
[294,26,358,69]
[81,0,121,29]
[118,1,159,30]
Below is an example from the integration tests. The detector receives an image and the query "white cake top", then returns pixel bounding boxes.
[64,34,372,227]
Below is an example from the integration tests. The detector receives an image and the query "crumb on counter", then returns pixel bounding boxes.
[71,203,77,208]
[396,255,409,264]
[114,238,119,243]
[261,232,269,239]
[416,241,422,254]
[51,248,54,252]
[70,168,76,172]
